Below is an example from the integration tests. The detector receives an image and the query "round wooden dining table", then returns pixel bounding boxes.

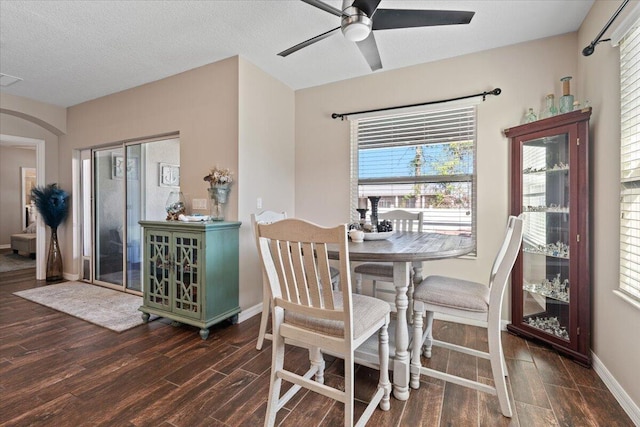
[327,231,474,401]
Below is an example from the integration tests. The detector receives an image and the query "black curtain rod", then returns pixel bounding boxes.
[582,0,630,56]
[331,88,502,120]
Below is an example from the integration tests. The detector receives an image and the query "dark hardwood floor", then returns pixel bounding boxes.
[0,268,633,426]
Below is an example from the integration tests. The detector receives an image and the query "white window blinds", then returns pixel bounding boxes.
[620,18,640,301]
[350,105,476,242]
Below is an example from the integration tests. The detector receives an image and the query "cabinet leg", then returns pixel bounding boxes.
[141,312,150,323]
[199,328,210,340]
[229,314,239,325]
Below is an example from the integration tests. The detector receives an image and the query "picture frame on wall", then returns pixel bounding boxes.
[112,154,139,180]
[159,162,180,187]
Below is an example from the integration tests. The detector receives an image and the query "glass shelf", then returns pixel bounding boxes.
[523,282,569,303]
[522,208,569,213]
[522,167,569,175]
[523,248,570,259]
[524,316,569,340]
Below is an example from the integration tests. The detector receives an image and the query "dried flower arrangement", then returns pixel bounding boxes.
[203,167,233,187]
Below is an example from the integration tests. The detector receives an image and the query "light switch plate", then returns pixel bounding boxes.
[192,198,207,210]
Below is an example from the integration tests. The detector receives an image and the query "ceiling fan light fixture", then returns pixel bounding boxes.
[341,8,372,42]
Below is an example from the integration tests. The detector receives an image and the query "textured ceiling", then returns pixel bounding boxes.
[0,0,594,107]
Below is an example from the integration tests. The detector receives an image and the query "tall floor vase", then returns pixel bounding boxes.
[46,227,63,281]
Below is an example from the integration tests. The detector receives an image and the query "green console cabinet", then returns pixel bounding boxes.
[138,220,241,339]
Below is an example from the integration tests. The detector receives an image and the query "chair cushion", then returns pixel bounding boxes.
[285,291,390,340]
[354,262,393,278]
[413,275,489,313]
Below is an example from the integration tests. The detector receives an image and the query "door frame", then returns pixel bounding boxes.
[1,134,46,280]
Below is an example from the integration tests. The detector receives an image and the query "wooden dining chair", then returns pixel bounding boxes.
[354,210,424,310]
[255,218,391,427]
[251,211,340,350]
[409,215,524,417]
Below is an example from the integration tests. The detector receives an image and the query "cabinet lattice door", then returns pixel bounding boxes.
[139,221,241,340]
[146,231,171,310]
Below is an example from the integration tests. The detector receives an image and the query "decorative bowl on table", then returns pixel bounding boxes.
[363,231,395,241]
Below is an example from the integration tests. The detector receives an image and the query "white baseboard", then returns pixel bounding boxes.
[63,272,80,281]
[0,244,10,249]
[238,302,263,323]
[591,352,640,425]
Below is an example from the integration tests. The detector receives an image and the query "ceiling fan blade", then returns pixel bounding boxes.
[356,32,382,71]
[352,0,382,18]
[278,26,341,57]
[300,0,344,17]
[372,9,475,30]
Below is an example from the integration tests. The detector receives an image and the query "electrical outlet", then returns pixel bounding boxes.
[257,197,263,209]
[192,198,207,210]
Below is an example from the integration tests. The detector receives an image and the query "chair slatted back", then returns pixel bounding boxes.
[256,219,352,334]
[379,210,424,232]
[251,211,288,292]
[487,215,524,320]
[251,211,287,248]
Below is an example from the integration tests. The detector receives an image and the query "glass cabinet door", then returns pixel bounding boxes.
[172,233,201,319]
[520,133,571,341]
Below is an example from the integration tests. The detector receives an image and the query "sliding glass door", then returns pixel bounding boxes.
[81,137,180,294]
[94,147,125,286]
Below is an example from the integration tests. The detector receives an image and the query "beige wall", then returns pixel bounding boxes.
[294,3,639,409]
[59,55,296,312]
[238,58,296,309]
[0,107,61,186]
[1,7,638,408]
[0,146,36,245]
[0,99,63,267]
[1,92,67,136]
[578,0,640,407]
[60,57,240,276]
[295,33,578,293]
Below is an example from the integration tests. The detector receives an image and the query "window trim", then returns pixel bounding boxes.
[616,10,640,309]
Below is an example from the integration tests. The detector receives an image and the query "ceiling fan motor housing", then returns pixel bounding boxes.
[341,6,372,42]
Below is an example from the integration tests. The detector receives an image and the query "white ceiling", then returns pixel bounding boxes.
[0,0,594,108]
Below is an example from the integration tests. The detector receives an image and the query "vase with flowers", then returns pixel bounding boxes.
[31,183,69,281]
[204,167,233,221]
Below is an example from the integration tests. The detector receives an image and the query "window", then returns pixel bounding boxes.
[619,17,640,303]
[350,104,476,246]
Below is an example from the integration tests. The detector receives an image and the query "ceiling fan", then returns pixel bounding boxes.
[278,0,475,71]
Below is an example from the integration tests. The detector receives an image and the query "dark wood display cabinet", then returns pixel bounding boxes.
[504,108,591,366]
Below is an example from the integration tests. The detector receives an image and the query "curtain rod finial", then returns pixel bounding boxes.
[582,43,595,56]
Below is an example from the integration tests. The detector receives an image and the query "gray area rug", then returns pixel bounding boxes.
[14,281,148,332]
[0,252,36,273]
